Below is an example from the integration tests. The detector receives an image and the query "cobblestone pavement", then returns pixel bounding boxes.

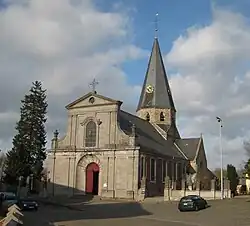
[24,197,250,226]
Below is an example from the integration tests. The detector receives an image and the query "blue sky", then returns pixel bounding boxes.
[94,0,250,85]
[1,0,250,169]
[98,0,250,168]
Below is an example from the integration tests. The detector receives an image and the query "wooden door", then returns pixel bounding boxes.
[85,163,99,194]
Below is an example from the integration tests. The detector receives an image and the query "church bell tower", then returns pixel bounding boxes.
[136,37,179,138]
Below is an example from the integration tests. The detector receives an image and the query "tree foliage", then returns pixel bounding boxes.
[244,159,250,176]
[243,141,250,176]
[243,141,250,158]
[213,168,227,180]
[227,164,239,193]
[4,81,48,185]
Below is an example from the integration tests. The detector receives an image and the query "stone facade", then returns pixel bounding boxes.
[46,94,141,199]
[137,108,174,125]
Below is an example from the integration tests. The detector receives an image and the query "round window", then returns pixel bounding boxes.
[89,97,95,104]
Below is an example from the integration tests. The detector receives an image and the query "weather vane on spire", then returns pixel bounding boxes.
[155,13,159,38]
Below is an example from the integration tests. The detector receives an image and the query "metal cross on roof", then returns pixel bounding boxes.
[89,78,99,93]
[154,13,159,38]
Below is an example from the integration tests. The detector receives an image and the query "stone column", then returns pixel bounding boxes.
[172,162,176,190]
[181,178,186,196]
[211,179,216,199]
[223,179,230,198]
[136,177,147,201]
[164,176,171,201]
[196,179,201,196]
[181,179,186,190]
[172,180,177,190]
[176,162,179,189]
[227,180,231,198]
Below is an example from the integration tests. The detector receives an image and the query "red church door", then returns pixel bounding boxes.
[85,162,100,194]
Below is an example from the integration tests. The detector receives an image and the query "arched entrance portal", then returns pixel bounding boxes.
[85,162,99,195]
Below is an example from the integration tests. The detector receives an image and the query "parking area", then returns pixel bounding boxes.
[24,197,250,226]
[143,198,250,226]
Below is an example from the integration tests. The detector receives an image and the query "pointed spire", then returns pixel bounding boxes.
[137,38,176,112]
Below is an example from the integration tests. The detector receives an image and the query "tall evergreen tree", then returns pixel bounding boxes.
[4,81,48,184]
[244,158,250,176]
[227,164,239,194]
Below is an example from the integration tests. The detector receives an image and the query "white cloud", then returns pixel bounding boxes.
[0,0,146,151]
[167,8,250,169]
[1,1,250,170]
[0,111,19,122]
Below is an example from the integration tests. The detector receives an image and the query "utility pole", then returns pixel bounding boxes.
[216,116,224,199]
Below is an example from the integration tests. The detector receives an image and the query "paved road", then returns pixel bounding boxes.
[23,197,250,226]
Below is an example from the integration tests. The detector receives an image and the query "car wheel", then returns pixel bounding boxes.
[195,205,199,211]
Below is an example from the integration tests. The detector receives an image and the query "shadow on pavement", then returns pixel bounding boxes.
[24,202,152,225]
[36,194,96,210]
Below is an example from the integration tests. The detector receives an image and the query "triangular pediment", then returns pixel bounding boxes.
[66,92,122,109]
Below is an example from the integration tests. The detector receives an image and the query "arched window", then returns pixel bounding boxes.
[146,113,150,121]
[85,121,97,147]
[160,112,165,121]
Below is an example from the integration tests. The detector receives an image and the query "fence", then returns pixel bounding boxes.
[0,204,24,225]
[164,178,232,201]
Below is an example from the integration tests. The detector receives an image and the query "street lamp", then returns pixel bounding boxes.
[216,116,223,199]
[52,130,59,196]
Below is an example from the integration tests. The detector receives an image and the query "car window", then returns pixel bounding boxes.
[192,196,200,200]
[5,195,17,200]
[181,198,193,202]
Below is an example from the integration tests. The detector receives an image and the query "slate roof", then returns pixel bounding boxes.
[175,138,201,160]
[118,110,184,159]
[157,124,171,132]
[137,38,176,111]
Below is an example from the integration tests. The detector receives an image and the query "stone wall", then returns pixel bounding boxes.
[164,177,231,201]
[137,155,187,199]
[45,149,140,200]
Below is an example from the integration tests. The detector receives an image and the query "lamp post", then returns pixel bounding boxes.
[52,129,59,196]
[216,116,223,199]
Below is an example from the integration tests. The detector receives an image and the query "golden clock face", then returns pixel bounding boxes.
[146,85,154,93]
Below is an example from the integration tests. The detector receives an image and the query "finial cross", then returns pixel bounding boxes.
[89,78,99,92]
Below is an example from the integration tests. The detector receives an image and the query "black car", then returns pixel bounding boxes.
[2,197,38,212]
[178,195,208,212]
[17,199,39,211]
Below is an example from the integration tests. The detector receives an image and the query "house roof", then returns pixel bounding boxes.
[118,110,185,159]
[137,38,176,112]
[175,138,200,160]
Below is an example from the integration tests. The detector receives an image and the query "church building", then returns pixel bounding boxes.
[46,36,212,199]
